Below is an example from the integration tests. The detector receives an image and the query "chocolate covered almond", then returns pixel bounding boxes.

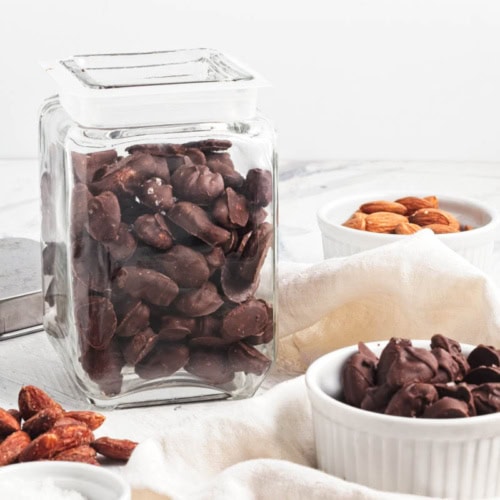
[342,343,378,407]
[134,214,173,250]
[158,316,196,341]
[122,328,158,365]
[385,383,438,417]
[185,347,234,384]
[156,245,210,288]
[431,347,468,383]
[472,383,500,415]
[464,366,500,384]
[136,342,190,379]
[171,165,224,205]
[206,152,244,189]
[385,346,439,388]
[221,222,272,303]
[423,397,470,418]
[377,338,412,385]
[174,282,224,317]
[87,191,121,242]
[103,223,137,261]
[115,300,150,338]
[140,178,174,211]
[91,152,167,196]
[71,184,92,236]
[221,299,268,342]
[115,267,178,307]
[72,150,117,184]
[244,168,272,207]
[467,345,500,369]
[167,201,230,247]
[212,188,249,229]
[80,340,124,395]
[72,236,114,294]
[228,342,271,375]
[76,297,117,351]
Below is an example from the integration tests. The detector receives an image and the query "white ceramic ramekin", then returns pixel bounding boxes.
[306,340,500,499]
[317,193,499,272]
[0,461,130,500]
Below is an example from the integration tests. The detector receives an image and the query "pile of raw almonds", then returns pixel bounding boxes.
[0,385,137,466]
[342,195,473,234]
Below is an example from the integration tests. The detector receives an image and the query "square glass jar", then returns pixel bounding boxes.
[39,49,276,408]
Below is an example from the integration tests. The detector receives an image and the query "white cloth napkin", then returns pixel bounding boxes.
[278,230,500,373]
[125,377,421,500]
[124,231,500,499]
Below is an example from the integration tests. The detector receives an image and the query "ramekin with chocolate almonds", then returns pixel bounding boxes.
[306,336,500,499]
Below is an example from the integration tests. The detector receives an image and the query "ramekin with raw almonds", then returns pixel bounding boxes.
[343,195,472,235]
[317,192,499,272]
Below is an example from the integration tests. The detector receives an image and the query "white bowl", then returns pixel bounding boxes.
[0,462,130,500]
[306,340,500,499]
[317,193,499,272]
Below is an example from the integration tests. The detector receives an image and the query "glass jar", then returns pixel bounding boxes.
[39,49,276,408]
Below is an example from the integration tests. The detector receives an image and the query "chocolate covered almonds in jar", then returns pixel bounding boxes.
[39,49,276,407]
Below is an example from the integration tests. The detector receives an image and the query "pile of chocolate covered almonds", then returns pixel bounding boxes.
[67,139,273,394]
[342,335,500,418]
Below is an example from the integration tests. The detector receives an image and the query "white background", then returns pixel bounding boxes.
[2,0,500,161]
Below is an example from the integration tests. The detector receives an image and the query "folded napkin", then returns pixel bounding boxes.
[278,230,500,373]
[125,231,500,499]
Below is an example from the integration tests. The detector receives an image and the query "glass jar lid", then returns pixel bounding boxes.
[42,48,268,128]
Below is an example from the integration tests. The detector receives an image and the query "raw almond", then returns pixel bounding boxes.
[423,223,459,234]
[359,201,407,215]
[442,210,460,231]
[423,195,439,208]
[394,196,434,214]
[409,208,452,227]
[91,437,138,461]
[394,222,422,235]
[365,212,408,233]
[342,211,367,230]
[0,431,31,466]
